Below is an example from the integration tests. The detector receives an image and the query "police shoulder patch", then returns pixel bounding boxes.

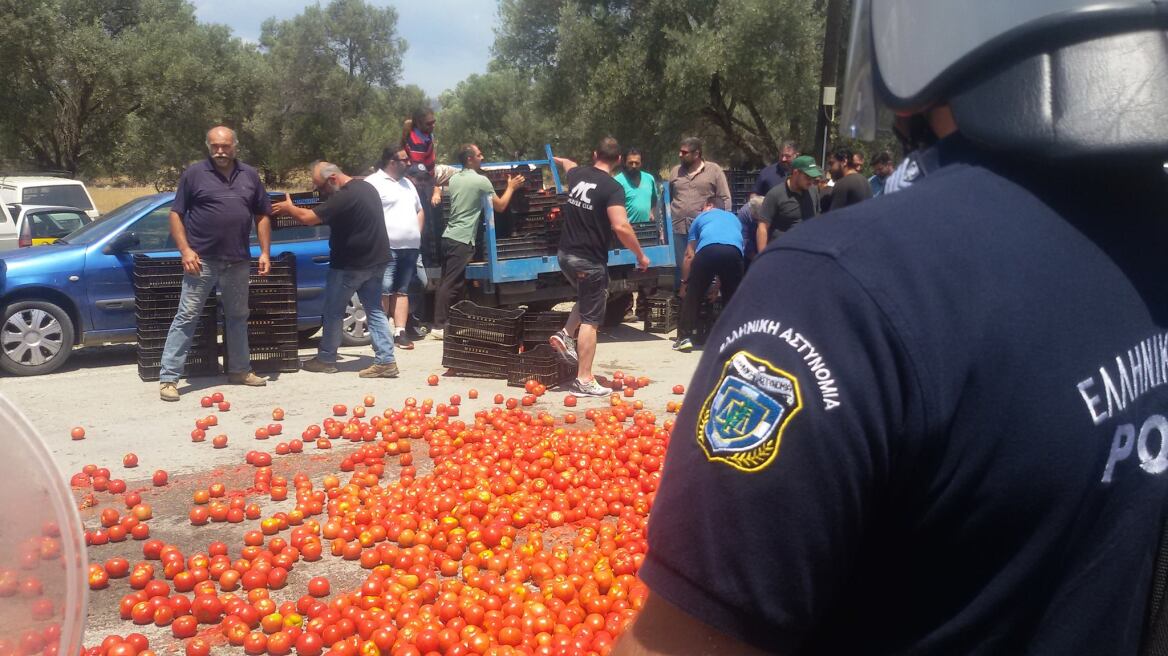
[697,350,803,473]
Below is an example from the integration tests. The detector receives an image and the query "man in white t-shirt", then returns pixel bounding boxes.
[365,145,424,349]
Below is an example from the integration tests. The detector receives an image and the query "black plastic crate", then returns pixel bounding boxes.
[496,235,553,260]
[507,345,573,387]
[137,350,219,381]
[223,344,300,374]
[522,311,569,350]
[644,295,680,333]
[441,335,516,378]
[447,301,525,345]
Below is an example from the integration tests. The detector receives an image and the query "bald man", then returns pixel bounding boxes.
[271,162,398,378]
[158,125,272,402]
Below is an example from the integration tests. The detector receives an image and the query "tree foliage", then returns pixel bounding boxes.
[468,0,826,170]
[0,0,423,185]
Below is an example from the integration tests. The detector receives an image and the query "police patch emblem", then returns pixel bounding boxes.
[697,351,802,472]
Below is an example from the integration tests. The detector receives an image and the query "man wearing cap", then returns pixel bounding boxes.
[755,155,822,252]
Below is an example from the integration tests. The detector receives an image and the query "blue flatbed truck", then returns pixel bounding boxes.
[449,146,676,321]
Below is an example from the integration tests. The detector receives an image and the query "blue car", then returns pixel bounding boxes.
[0,193,371,376]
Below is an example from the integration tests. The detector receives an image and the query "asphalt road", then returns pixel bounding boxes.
[0,321,701,652]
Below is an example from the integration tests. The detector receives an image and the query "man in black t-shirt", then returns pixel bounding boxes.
[271,161,398,378]
[549,137,650,397]
[827,147,874,211]
[757,155,822,252]
[616,3,1168,656]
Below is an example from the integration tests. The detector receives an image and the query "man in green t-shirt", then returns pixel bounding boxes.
[613,148,658,223]
[431,144,525,337]
[612,148,660,319]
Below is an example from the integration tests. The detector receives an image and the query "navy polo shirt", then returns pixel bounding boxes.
[172,158,271,260]
[642,134,1168,654]
[751,162,787,197]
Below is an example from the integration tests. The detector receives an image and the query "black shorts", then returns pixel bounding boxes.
[558,252,609,325]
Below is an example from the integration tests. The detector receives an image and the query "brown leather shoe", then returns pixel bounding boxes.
[227,371,267,386]
[159,382,180,402]
[358,362,399,378]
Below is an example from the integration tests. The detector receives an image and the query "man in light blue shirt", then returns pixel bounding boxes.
[613,148,660,319]
[675,197,745,352]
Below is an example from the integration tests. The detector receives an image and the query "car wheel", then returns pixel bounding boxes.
[340,293,371,346]
[0,300,75,376]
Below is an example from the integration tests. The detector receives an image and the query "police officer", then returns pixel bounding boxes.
[616,2,1168,654]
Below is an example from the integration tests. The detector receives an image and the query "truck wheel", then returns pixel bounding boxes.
[602,293,634,328]
[0,300,75,376]
[340,293,372,347]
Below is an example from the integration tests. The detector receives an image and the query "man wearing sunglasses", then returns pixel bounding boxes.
[667,137,731,290]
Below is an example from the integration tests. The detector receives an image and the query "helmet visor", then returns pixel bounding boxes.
[842,0,1163,140]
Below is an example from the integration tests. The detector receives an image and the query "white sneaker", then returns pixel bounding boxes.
[568,377,609,397]
[549,330,578,364]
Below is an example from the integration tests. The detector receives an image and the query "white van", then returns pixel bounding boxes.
[0,203,16,251]
[0,176,99,219]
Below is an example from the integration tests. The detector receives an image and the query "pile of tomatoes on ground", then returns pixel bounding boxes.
[30,376,688,656]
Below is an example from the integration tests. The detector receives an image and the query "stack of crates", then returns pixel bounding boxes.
[133,255,219,381]
[225,253,299,374]
[725,170,758,213]
[521,310,570,351]
[643,294,680,334]
[441,301,525,378]
[631,221,662,248]
[507,345,573,388]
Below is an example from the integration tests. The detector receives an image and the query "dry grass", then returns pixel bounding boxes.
[90,186,157,214]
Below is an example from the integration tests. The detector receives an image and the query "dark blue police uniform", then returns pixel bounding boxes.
[641,134,1168,654]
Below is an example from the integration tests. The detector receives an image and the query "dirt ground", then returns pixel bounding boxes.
[0,322,700,653]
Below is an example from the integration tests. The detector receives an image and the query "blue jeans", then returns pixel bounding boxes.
[382,248,419,296]
[318,265,394,365]
[160,259,249,382]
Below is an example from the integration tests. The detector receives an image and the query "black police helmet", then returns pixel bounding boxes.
[842,0,1168,160]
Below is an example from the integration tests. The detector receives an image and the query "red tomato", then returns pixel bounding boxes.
[70,427,85,440]
[306,577,330,597]
[363,395,375,407]
[104,558,130,578]
[672,384,685,394]
[185,638,210,656]
[294,631,323,656]
[151,470,168,486]
[171,614,198,638]
[218,401,231,412]
[122,453,138,468]
[212,435,228,448]
[427,374,439,386]
[332,404,347,416]
[564,395,577,407]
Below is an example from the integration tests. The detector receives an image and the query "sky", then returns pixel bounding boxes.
[190,0,499,99]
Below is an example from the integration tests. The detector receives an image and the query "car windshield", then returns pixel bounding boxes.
[58,196,160,245]
[21,184,93,210]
